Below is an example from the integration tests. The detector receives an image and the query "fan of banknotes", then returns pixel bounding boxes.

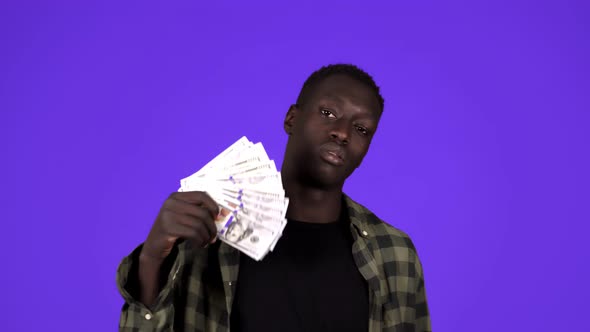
[178,136,289,261]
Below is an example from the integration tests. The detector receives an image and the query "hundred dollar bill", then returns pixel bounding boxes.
[178,136,288,260]
[219,212,279,261]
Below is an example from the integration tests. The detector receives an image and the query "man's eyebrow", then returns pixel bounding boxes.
[317,94,344,103]
[317,94,379,118]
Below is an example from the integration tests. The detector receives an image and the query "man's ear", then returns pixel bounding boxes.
[284,104,298,135]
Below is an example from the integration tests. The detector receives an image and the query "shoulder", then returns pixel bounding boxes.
[344,194,415,246]
[344,194,423,270]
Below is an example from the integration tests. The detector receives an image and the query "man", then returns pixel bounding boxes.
[117,64,431,331]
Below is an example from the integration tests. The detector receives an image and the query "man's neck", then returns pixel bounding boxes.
[283,181,343,224]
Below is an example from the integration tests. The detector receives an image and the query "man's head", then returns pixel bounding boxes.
[296,64,384,114]
[283,64,384,189]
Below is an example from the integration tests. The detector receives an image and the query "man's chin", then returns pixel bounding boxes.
[304,166,350,189]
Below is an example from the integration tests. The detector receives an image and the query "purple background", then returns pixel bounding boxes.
[1,1,589,331]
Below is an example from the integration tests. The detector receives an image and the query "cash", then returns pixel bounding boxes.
[179,136,289,261]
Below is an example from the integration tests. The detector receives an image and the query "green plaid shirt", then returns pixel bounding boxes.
[117,195,431,332]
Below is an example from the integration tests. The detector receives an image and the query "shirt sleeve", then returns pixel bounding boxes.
[413,252,431,332]
[116,243,185,331]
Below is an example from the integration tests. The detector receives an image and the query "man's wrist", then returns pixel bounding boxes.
[139,249,166,267]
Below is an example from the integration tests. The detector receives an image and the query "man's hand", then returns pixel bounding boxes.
[140,191,219,261]
[136,191,219,307]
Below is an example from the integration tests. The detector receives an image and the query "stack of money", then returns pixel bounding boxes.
[179,137,289,261]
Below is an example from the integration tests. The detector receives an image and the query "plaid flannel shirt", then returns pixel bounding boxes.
[117,194,431,332]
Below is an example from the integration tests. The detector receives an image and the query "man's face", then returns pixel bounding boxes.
[284,74,382,188]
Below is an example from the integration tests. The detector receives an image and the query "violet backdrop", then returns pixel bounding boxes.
[1,1,589,331]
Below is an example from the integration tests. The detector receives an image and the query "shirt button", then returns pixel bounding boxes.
[362,230,368,237]
[144,313,152,320]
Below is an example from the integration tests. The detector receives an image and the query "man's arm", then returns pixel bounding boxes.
[116,244,183,331]
[138,252,171,307]
[413,274,431,332]
[116,191,219,331]
[413,250,431,332]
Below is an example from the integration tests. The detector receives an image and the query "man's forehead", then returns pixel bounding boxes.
[314,74,364,91]
[311,75,381,115]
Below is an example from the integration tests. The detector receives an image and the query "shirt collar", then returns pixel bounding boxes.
[343,193,373,240]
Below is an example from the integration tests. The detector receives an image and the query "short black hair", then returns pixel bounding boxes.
[296,64,385,112]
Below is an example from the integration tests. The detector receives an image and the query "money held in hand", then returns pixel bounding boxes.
[179,136,289,261]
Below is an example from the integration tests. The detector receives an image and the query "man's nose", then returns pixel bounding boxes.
[330,119,350,145]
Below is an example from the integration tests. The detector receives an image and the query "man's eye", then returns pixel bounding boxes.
[356,126,369,136]
[320,109,336,118]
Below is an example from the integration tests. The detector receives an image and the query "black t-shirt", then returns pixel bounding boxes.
[230,210,369,332]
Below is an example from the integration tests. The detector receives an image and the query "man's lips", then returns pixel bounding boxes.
[319,143,345,166]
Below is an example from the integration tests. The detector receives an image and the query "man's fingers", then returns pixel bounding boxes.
[164,198,211,219]
[171,192,219,218]
[175,207,217,240]
[163,213,213,246]
[162,209,217,244]
[164,200,217,240]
